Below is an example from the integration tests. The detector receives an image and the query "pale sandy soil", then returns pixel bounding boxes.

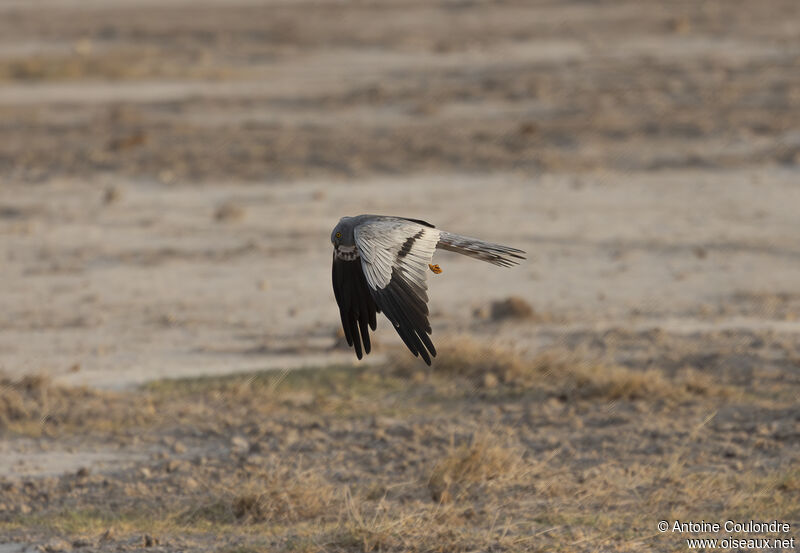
[1,171,800,389]
[0,0,798,551]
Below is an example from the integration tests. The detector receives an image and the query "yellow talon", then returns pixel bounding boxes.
[429,263,442,274]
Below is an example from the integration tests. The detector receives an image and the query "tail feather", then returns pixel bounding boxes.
[436,231,525,267]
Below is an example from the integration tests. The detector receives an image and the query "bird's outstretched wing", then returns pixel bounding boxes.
[332,254,378,359]
[355,218,441,365]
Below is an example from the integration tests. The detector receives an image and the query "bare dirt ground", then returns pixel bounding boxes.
[0,0,799,551]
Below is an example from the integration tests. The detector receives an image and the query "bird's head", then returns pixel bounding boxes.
[331,217,356,247]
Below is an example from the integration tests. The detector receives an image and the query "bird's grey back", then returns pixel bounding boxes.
[336,214,432,243]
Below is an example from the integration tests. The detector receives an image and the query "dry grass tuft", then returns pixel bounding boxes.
[563,362,675,401]
[232,472,337,523]
[338,492,409,552]
[0,373,151,436]
[561,361,733,402]
[775,468,800,494]
[489,296,536,321]
[393,336,732,403]
[393,336,527,384]
[2,373,48,408]
[428,433,526,503]
[187,468,339,525]
[335,490,536,552]
[1,373,57,429]
[0,51,235,82]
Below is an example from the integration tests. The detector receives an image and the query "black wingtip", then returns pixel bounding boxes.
[333,256,379,364]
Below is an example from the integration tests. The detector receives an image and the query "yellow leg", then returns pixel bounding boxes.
[428,263,442,274]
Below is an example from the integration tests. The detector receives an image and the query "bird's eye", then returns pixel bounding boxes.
[335,232,342,239]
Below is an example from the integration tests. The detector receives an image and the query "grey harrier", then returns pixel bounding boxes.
[331,215,525,365]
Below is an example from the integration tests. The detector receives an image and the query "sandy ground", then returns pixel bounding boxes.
[2,172,800,390]
[0,0,799,551]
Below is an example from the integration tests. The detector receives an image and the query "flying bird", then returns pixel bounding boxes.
[331,215,525,365]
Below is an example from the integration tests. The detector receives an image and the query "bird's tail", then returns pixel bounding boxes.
[436,231,525,267]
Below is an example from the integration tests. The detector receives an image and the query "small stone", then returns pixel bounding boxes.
[103,186,122,205]
[158,170,175,184]
[215,202,246,222]
[518,121,537,135]
[386,423,414,440]
[669,15,691,34]
[231,435,250,454]
[73,38,93,56]
[246,454,267,466]
[40,538,70,552]
[490,296,535,321]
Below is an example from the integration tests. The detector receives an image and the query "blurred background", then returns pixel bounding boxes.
[1,0,798,387]
[0,2,799,550]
